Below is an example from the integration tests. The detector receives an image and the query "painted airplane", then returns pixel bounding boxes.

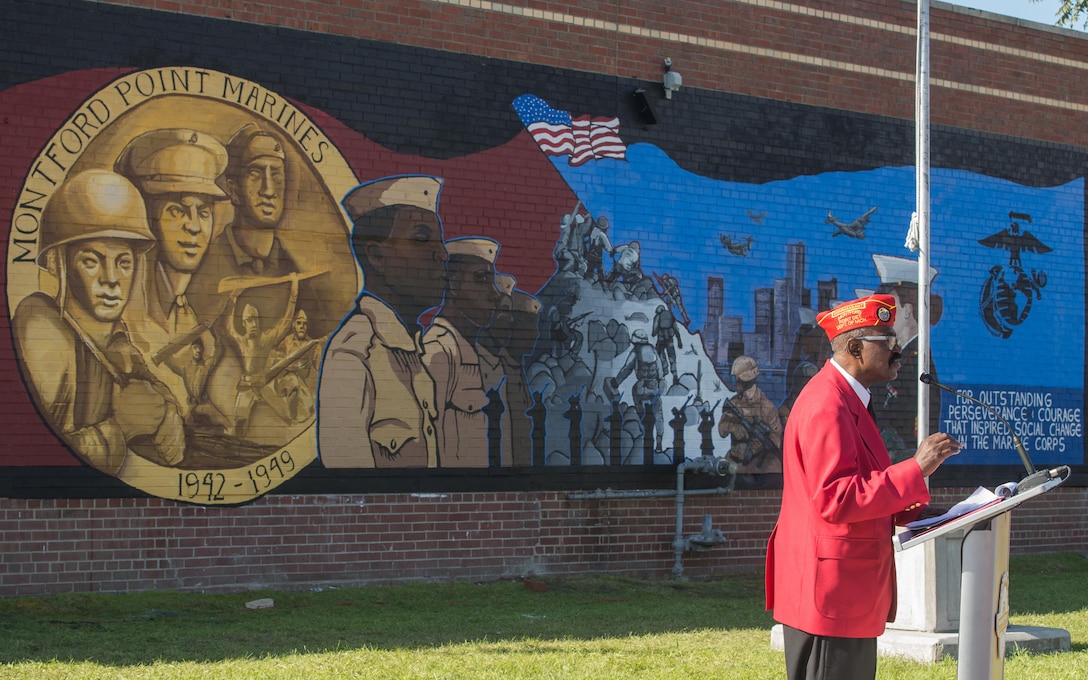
[827,206,877,239]
[719,233,754,256]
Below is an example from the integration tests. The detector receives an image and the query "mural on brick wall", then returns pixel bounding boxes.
[3,66,1084,505]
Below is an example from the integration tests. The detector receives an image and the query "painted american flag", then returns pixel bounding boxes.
[512,94,627,166]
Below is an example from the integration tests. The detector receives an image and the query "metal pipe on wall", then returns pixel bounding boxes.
[566,455,736,578]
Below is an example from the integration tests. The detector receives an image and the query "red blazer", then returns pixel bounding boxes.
[765,361,929,638]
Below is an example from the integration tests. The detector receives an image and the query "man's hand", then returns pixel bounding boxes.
[914,432,963,477]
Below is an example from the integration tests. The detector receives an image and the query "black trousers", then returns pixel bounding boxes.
[782,624,877,680]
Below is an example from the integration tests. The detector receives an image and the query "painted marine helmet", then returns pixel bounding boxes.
[37,169,155,270]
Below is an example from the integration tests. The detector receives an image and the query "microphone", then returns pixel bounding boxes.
[919,372,1063,493]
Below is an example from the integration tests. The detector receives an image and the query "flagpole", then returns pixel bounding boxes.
[916,0,932,442]
[892,0,947,642]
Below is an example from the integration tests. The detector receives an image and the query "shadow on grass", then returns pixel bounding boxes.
[0,573,776,666]
[2,553,1085,667]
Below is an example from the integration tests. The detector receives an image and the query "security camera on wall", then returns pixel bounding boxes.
[663,57,682,99]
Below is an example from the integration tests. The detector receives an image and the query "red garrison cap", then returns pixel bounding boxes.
[816,294,896,341]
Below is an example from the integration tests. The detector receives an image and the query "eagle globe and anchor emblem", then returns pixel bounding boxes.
[978,211,1051,339]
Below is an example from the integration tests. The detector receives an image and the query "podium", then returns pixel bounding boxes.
[894,468,1070,679]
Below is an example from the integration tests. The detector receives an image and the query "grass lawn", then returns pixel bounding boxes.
[0,552,1085,679]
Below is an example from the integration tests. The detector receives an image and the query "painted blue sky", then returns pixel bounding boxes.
[549,143,1083,391]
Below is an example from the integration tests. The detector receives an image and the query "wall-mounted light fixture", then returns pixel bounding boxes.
[632,88,658,125]
[663,57,682,99]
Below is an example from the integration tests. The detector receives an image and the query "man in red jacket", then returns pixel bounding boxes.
[766,294,962,680]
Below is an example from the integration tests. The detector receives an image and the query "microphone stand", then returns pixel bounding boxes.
[919,373,1068,494]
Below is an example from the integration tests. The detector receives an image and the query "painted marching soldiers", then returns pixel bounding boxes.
[318,175,447,468]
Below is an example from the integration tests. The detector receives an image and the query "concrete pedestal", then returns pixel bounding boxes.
[889,527,964,633]
[770,624,1070,663]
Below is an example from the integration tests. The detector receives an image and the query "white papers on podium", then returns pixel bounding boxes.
[904,483,1016,530]
[896,475,1065,552]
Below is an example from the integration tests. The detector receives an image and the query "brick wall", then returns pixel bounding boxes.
[2,487,1083,596]
[86,0,1088,148]
[0,491,765,595]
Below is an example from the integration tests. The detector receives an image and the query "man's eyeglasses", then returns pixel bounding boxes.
[858,335,900,351]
